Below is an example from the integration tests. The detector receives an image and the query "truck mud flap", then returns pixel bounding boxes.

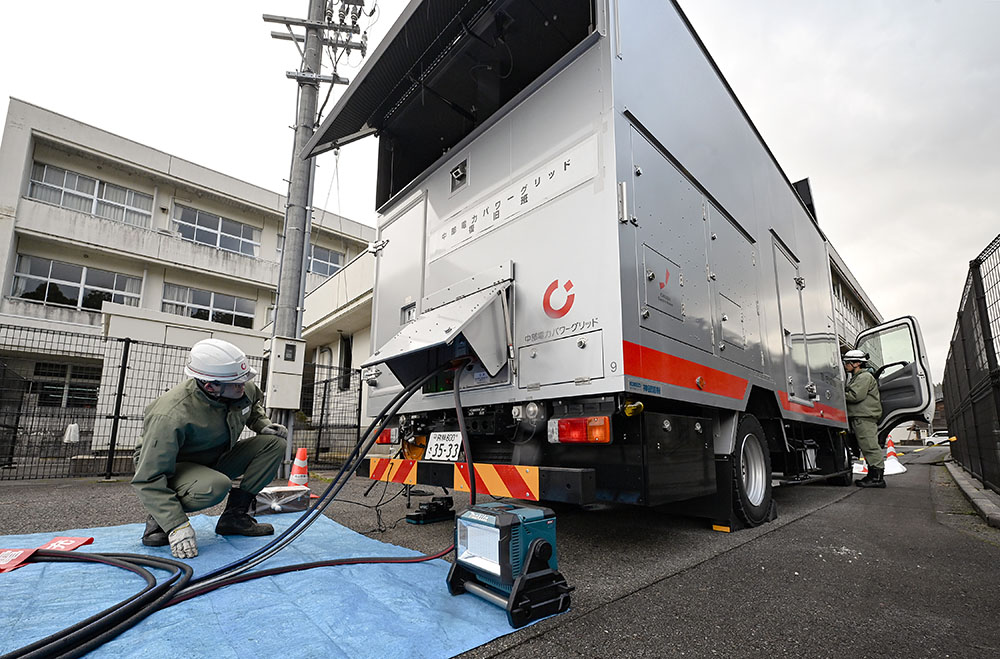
[660,455,777,532]
[356,458,596,504]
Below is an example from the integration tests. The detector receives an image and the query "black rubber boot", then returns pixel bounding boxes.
[141,515,169,547]
[215,488,274,536]
[857,466,887,489]
[854,470,874,487]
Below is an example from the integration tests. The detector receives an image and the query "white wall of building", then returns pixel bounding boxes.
[0,98,375,455]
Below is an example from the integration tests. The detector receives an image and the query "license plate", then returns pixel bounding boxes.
[425,431,462,462]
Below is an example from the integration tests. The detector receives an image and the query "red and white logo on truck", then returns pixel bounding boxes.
[543,279,575,319]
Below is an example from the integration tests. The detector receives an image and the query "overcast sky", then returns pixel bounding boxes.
[2,1,997,384]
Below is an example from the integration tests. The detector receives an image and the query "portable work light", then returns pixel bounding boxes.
[447,503,573,627]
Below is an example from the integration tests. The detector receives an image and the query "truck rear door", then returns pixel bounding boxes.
[854,315,934,435]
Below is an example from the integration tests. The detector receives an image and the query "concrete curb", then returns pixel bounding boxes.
[945,460,1000,528]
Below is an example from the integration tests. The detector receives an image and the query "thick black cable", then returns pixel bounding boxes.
[6,552,156,659]
[453,358,477,506]
[168,359,477,606]
[184,368,443,593]
[5,362,459,657]
[37,556,188,659]
[188,364,447,589]
[60,556,193,659]
[183,363,454,597]
[3,551,191,659]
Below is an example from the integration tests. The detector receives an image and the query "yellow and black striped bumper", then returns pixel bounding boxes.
[358,458,596,504]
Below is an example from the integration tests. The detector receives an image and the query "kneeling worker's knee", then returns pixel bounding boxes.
[177,472,232,511]
[259,434,286,457]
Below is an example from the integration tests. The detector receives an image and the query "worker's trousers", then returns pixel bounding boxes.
[851,417,884,469]
[169,434,286,513]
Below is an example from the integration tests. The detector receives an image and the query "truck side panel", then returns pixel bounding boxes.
[611,0,845,423]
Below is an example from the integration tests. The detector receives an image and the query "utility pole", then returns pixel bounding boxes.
[264,1,366,475]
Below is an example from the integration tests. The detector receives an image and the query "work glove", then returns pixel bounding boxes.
[259,423,288,439]
[168,521,198,559]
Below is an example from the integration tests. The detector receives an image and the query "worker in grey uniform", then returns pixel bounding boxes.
[131,338,288,558]
[843,349,885,488]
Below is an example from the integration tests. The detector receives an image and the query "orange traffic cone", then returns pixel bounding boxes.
[853,454,868,475]
[288,447,310,487]
[883,438,907,475]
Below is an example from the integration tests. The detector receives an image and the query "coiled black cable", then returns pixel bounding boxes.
[4,358,481,658]
[3,550,192,659]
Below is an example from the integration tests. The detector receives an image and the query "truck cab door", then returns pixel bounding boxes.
[854,316,934,436]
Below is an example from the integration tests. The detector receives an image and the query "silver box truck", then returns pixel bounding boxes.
[306,0,934,528]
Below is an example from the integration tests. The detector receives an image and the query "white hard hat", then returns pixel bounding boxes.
[842,349,868,363]
[185,339,257,383]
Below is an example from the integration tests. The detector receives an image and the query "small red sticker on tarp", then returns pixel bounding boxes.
[37,537,94,551]
[0,548,37,572]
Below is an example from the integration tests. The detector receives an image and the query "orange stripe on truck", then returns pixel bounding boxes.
[623,341,749,400]
[453,463,540,501]
[778,391,847,423]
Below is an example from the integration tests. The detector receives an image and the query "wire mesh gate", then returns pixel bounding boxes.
[943,233,1000,494]
[0,324,361,480]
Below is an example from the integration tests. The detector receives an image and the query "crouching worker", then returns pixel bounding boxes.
[131,338,288,559]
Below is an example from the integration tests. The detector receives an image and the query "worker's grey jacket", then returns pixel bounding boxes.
[131,379,272,532]
[844,370,882,420]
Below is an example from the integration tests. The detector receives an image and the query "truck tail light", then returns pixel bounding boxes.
[547,416,611,444]
[376,428,399,444]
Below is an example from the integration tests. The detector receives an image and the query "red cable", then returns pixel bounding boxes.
[167,543,455,606]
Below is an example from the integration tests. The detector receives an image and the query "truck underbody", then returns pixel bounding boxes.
[358,389,853,530]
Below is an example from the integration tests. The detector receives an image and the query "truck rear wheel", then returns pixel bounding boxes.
[732,414,773,526]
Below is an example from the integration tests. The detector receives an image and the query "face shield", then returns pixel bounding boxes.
[198,380,247,401]
[214,382,246,400]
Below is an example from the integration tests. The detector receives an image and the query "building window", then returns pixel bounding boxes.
[172,204,260,257]
[12,255,141,310]
[162,283,255,329]
[28,163,153,228]
[32,362,101,408]
[309,245,343,277]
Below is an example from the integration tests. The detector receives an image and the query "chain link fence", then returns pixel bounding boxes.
[292,362,362,469]
[0,324,361,480]
[943,233,1000,494]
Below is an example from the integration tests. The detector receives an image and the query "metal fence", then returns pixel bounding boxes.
[290,362,363,469]
[0,324,362,480]
[943,233,1000,495]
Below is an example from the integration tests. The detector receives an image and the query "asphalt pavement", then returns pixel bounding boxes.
[2,445,999,658]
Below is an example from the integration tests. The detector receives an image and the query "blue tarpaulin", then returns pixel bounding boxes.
[0,513,518,657]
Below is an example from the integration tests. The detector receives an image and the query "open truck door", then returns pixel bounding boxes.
[854,316,934,441]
